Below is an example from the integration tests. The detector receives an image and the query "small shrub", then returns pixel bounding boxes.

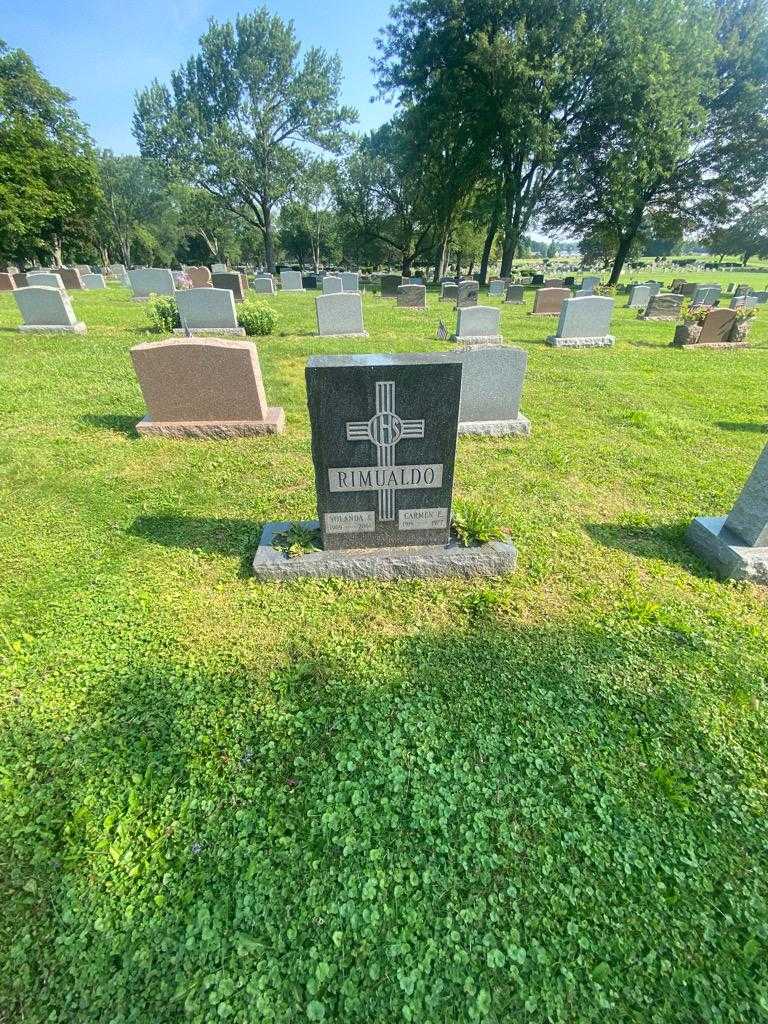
[451,500,508,547]
[734,305,757,321]
[594,284,617,296]
[238,298,278,336]
[272,523,321,558]
[146,294,180,332]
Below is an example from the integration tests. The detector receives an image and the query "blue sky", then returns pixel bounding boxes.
[4,0,395,153]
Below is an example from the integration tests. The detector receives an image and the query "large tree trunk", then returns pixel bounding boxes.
[433,225,450,283]
[608,231,637,285]
[401,254,413,276]
[263,204,275,273]
[52,235,63,268]
[499,153,524,278]
[479,196,500,285]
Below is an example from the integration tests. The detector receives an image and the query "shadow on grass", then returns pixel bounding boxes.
[4,621,765,1020]
[584,520,712,579]
[716,421,767,433]
[81,413,140,438]
[128,513,264,577]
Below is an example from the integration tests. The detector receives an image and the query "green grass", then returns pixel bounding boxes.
[1,278,768,1023]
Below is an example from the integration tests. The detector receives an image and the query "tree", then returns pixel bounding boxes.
[375,0,609,276]
[96,152,177,267]
[703,204,768,263]
[545,0,768,283]
[0,40,101,266]
[133,8,356,272]
[278,159,338,270]
[336,120,440,275]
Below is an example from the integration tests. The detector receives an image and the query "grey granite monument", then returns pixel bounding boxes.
[456,281,479,308]
[627,284,651,309]
[315,292,368,337]
[381,274,403,298]
[640,293,683,321]
[687,441,768,583]
[280,270,304,291]
[546,295,615,347]
[341,272,359,292]
[253,276,275,294]
[451,305,503,344]
[176,287,245,336]
[323,275,343,294]
[82,273,106,290]
[505,284,524,304]
[488,280,505,297]
[252,354,517,579]
[397,284,427,309]
[129,268,175,301]
[26,271,64,289]
[437,346,530,436]
[14,286,86,333]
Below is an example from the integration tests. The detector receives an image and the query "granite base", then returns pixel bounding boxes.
[173,327,246,337]
[19,322,86,334]
[449,334,505,345]
[252,520,518,580]
[458,414,530,436]
[686,516,768,583]
[136,407,285,438]
[673,342,749,350]
[316,331,369,338]
[546,334,615,347]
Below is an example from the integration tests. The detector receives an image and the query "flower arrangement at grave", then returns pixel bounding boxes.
[730,305,757,344]
[674,302,715,345]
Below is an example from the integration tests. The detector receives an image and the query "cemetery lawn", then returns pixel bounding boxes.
[3,281,768,1024]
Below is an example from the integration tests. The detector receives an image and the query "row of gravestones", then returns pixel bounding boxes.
[125,333,768,584]
[0,269,106,292]
[628,283,768,311]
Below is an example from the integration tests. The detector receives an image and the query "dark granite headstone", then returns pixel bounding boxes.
[303,274,318,289]
[306,354,462,551]
[381,274,403,298]
[532,274,544,286]
[456,281,479,308]
[505,284,524,303]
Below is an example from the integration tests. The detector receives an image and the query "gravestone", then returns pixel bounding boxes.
[109,262,128,281]
[640,293,683,320]
[505,284,524,304]
[211,272,245,303]
[488,280,505,297]
[531,274,544,286]
[644,281,662,297]
[543,278,564,287]
[436,345,529,436]
[75,264,91,276]
[670,278,687,293]
[451,305,502,344]
[323,275,343,294]
[381,274,403,298]
[564,276,575,287]
[680,283,698,298]
[520,276,533,286]
[456,281,479,308]
[0,273,16,291]
[130,338,284,437]
[675,308,739,347]
[397,284,427,309]
[27,271,64,289]
[303,274,318,290]
[546,295,614,347]
[82,273,106,290]
[691,285,721,306]
[59,268,84,290]
[280,269,303,291]
[532,287,570,315]
[735,284,750,297]
[341,272,359,291]
[315,292,368,337]
[687,440,768,583]
[211,263,227,274]
[188,266,213,288]
[253,276,275,294]
[129,268,175,300]
[441,282,458,302]
[176,287,244,336]
[251,354,516,580]
[753,291,768,304]
[627,284,651,309]
[13,272,28,289]
[14,286,86,333]
[581,276,600,292]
